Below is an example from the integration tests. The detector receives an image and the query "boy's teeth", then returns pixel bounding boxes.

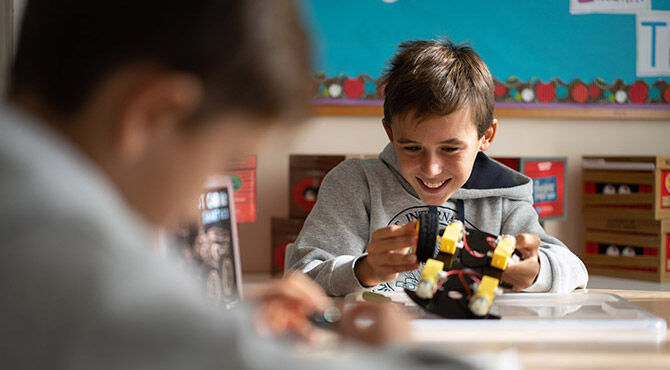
[423,180,444,188]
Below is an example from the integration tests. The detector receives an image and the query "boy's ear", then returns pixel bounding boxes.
[479,119,498,151]
[116,72,203,161]
[382,118,394,141]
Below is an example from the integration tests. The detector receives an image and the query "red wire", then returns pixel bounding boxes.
[444,270,473,297]
[446,269,481,277]
[462,232,486,258]
[461,270,482,282]
[458,272,471,297]
[447,269,482,278]
[443,270,481,298]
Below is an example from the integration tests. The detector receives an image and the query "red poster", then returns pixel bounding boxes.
[522,159,565,220]
[223,156,257,223]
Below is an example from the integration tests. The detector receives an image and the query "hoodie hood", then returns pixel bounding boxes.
[378,143,533,203]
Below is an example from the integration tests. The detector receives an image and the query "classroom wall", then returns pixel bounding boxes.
[238,116,670,274]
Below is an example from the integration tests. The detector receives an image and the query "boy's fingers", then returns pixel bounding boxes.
[283,312,313,340]
[515,233,540,258]
[254,273,331,312]
[504,256,541,290]
[259,302,313,340]
[373,266,403,278]
[515,233,540,248]
[282,272,331,310]
[368,236,417,254]
[371,221,417,240]
[264,284,311,307]
[388,263,421,273]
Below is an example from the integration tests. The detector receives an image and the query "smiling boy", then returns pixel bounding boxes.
[285,40,588,296]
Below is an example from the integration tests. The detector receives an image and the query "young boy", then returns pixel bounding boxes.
[1,2,475,369]
[285,40,588,296]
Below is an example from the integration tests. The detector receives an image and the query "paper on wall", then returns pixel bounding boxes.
[570,0,651,15]
[637,11,670,77]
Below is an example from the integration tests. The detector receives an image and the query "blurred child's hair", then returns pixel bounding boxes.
[10,0,310,122]
[380,39,494,137]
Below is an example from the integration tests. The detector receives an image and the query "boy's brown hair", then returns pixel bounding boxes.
[11,0,310,122]
[380,39,495,137]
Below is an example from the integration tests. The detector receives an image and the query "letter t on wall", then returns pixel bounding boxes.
[641,22,667,67]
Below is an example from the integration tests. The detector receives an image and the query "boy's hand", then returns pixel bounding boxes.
[250,271,332,340]
[354,222,420,287]
[338,302,411,346]
[503,233,541,291]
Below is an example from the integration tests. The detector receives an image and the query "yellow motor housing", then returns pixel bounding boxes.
[439,221,463,255]
[469,275,499,316]
[421,259,444,285]
[491,235,516,271]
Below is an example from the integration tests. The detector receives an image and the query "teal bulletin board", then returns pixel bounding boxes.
[301,0,670,118]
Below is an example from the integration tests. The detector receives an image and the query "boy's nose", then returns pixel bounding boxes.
[421,154,442,177]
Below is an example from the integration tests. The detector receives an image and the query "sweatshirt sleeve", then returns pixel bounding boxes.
[500,198,588,293]
[284,161,372,296]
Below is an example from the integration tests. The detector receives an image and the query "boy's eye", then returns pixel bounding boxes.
[403,146,421,152]
[442,147,459,153]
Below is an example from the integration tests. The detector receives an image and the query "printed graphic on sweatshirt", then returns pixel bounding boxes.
[386,205,458,227]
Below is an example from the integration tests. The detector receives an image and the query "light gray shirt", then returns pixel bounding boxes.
[0,104,473,370]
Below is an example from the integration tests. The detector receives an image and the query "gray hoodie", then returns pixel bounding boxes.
[285,144,588,296]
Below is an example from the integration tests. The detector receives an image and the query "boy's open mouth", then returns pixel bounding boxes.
[416,177,450,192]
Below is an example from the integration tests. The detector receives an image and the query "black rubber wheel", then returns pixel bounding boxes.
[415,213,439,263]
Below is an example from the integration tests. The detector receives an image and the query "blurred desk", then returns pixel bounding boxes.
[440,289,670,370]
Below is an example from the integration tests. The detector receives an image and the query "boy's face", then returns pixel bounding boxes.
[384,108,496,205]
[41,66,279,228]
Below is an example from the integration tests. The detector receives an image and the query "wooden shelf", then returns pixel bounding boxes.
[311,104,670,120]
[584,230,660,248]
